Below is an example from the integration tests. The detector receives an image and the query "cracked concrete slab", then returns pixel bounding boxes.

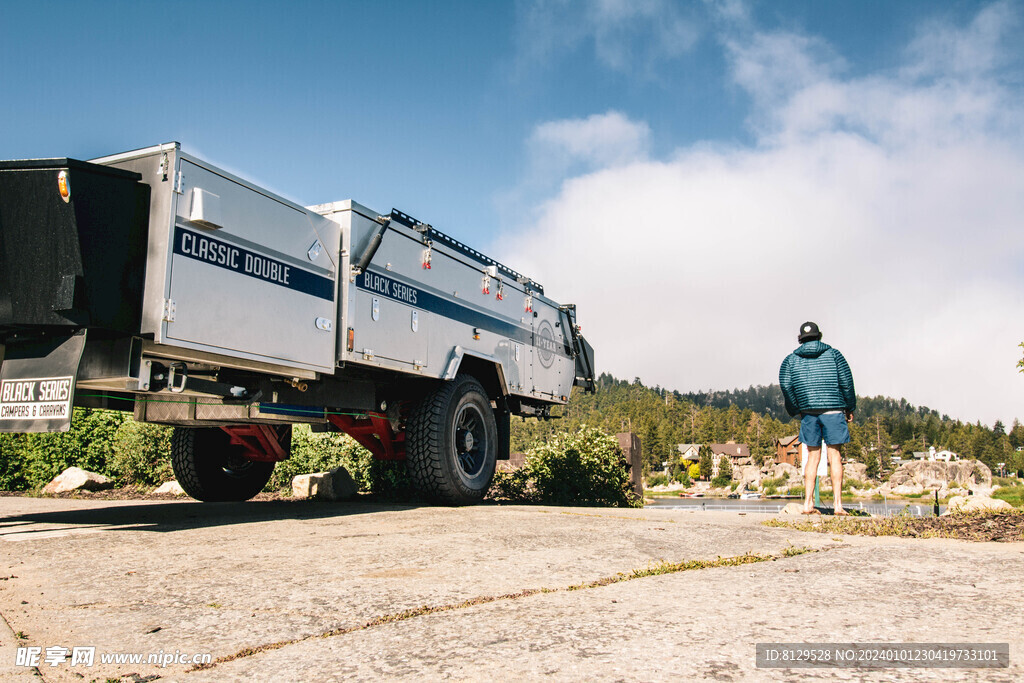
[0,497,1019,682]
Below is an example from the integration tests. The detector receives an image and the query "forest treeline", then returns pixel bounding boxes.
[510,373,1024,475]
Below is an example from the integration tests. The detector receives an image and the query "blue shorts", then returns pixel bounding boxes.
[799,412,850,446]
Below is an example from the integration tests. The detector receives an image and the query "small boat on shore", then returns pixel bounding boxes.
[679,492,704,498]
[740,492,762,500]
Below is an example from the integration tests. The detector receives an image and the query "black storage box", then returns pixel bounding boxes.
[0,158,150,335]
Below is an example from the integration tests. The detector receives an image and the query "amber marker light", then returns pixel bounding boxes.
[57,170,70,203]
[347,327,355,352]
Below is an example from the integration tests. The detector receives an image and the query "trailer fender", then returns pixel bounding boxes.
[443,347,507,398]
[442,347,510,461]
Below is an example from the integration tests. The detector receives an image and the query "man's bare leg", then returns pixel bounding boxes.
[804,447,821,513]
[828,445,847,515]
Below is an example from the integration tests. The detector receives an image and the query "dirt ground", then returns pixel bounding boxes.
[0,496,1020,682]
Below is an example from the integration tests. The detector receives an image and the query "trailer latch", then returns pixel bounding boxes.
[167,362,188,393]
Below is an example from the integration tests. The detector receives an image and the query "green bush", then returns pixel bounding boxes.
[269,425,412,495]
[491,426,641,508]
[645,473,669,487]
[110,420,173,486]
[711,474,731,488]
[0,408,126,490]
[678,470,691,487]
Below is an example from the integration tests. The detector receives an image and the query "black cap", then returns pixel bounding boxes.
[798,321,821,342]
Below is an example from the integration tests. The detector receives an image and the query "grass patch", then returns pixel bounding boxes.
[764,509,1024,542]
[992,488,1024,508]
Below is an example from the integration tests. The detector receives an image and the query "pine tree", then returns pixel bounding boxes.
[698,445,713,481]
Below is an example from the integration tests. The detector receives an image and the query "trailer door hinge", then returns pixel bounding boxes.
[174,170,185,194]
[162,298,176,322]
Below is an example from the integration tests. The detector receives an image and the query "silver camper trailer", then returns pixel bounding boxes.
[0,143,595,504]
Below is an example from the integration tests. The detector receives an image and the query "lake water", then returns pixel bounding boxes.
[645,497,944,516]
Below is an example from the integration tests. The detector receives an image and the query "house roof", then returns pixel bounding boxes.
[709,443,751,457]
[776,435,799,447]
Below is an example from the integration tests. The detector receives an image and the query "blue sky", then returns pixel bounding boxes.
[3,1,1023,425]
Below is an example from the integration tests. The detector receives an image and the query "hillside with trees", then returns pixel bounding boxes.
[511,373,1024,477]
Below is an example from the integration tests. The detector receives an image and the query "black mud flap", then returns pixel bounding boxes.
[0,330,86,432]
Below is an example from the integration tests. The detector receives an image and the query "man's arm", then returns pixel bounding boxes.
[835,350,856,412]
[779,356,800,417]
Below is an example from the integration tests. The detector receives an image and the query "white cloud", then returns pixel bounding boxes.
[515,0,700,78]
[497,3,1024,425]
[531,111,651,169]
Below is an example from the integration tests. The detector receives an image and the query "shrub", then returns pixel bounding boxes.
[678,470,691,487]
[0,408,127,490]
[645,473,669,488]
[711,474,731,488]
[110,420,173,486]
[687,463,701,481]
[491,426,641,508]
[269,425,412,495]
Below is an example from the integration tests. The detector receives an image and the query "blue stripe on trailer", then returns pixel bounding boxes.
[172,226,335,301]
[357,269,571,358]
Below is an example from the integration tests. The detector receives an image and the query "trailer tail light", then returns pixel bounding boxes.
[57,170,70,203]
[347,327,355,352]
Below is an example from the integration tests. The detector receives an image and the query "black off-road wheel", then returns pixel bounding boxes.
[406,375,498,505]
[171,426,278,502]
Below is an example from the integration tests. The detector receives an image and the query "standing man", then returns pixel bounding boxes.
[779,322,856,515]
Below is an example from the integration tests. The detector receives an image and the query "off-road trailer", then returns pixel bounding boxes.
[0,142,595,504]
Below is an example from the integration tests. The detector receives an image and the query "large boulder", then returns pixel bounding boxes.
[943,495,1013,514]
[152,480,186,496]
[887,460,991,491]
[734,465,762,488]
[292,467,357,501]
[889,483,924,496]
[42,467,113,495]
[843,462,868,483]
[769,463,800,483]
[779,502,806,515]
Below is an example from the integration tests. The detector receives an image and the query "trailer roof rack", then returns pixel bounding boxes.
[388,209,543,295]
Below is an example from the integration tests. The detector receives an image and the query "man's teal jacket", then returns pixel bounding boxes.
[779,340,856,418]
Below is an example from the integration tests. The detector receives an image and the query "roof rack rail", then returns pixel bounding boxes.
[388,209,543,294]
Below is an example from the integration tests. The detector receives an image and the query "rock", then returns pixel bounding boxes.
[779,503,806,516]
[41,467,113,495]
[843,462,868,483]
[887,460,992,491]
[735,465,762,488]
[152,480,186,496]
[890,483,924,496]
[291,467,357,501]
[770,463,800,482]
[943,495,1013,515]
